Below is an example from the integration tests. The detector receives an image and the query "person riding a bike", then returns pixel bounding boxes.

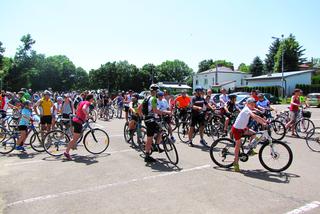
[231,98,267,172]
[16,100,33,152]
[128,93,141,136]
[223,94,240,136]
[157,91,175,142]
[187,85,215,147]
[175,90,191,122]
[64,94,95,160]
[285,88,303,136]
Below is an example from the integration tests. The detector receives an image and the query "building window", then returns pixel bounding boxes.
[196,80,199,85]
[204,79,208,85]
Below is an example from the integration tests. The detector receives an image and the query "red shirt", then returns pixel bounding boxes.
[290,96,300,111]
[73,101,90,124]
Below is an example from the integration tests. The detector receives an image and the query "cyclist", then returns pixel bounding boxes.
[16,100,33,151]
[157,91,175,142]
[115,92,124,119]
[250,90,259,102]
[187,86,215,147]
[34,90,56,135]
[61,94,74,119]
[140,84,171,163]
[256,93,275,119]
[219,88,229,109]
[124,90,133,122]
[51,96,63,129]
[175,90,191,122]
[231,98,267,172]
[64,94,95,160]
[128,93,141,136]
[223,94,240,136]
[285,88,302,136]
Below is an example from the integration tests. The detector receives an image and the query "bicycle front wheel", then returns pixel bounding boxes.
[0,134,16,154]
[259,140,293,172]
[177,122,190,143]
[295,118,315,139]
[306,128,320,152]
[30,131,46,152]
[163,134,179,165]
[44,130,70,156]
[83,128,109,154]
[269,120,286,141]
[131,125,146,148]
[209,138,235,168]
[123,122,131,144]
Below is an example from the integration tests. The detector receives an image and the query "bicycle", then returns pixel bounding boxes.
[123,117,146,149]
[139,117,179,165]
[209,124,293,172]
[43,120,110,156]
[305,127,320,152]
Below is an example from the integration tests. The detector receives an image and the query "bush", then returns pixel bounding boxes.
[234,86,281,97]
[296,84,320,95]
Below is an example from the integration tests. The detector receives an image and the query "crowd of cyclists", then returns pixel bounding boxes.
[0,84,316,172]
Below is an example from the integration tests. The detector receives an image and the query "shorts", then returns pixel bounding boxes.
[0,110,6,119]
[18,125,28,131]
[124,106,130,113]
[190,113,205,127]
[163,115,171,124]
[145,120,160,137]
[72,121,83,134]
[40,115,52,125]
[231,126,245,141]
[289,111,299,122]
[130,114,139,122]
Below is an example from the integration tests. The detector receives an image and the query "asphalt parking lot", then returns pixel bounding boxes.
[1,105,320,214]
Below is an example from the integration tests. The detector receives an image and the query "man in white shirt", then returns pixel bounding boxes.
[157,91,175,141]
[219,88,229,108]
[231,98,267,172]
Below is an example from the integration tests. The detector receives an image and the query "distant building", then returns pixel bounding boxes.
[245,70,314,96]
[193,66,252,91]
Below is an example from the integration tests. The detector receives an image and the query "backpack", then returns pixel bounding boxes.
[142,96,151,116]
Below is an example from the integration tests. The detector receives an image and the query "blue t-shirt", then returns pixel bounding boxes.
[256,99,270,108]
[19,108,32,126]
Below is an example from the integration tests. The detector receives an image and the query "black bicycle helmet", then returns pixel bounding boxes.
[132,93,139,99]
[149,84,159,91]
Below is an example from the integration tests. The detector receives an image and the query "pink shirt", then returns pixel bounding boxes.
[73,101,90,124]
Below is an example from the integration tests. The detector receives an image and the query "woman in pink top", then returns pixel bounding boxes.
[285,89,301,136]
[64,94,94,160]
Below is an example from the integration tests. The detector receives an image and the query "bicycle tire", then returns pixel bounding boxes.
[259,140,293,172]
[131,125,146,148]
[44,130,70,157]
[123,122,131,144]
[209,138,235,168]
[163,134,179,165]
[29,131,46,152]
[305,128,320,152]
[0,128,15,154]
[269,120,286,141]
[83,128,109,154]
[177,122,191,143]
[295,118,315,139]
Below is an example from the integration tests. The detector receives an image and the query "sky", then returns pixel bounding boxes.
[0,0,319,72]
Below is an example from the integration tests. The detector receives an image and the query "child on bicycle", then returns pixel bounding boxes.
[223,94,240,136]
[128,93,141,136]
[231,98,267,172]
[16,100,33,151]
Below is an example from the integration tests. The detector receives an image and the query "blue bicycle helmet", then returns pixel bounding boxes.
[195,85,204,91]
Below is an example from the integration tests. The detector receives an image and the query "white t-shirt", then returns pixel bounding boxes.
[157,99,169,111]
[219,94,229,107]
[233,106,252,129]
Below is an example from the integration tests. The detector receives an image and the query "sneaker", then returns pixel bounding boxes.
[200,139,209,147]
[233,162,240,172]
[144,155,157,163]
[188,141,194,147]
[16,145,26,152]
[63,152,72,161]
[248,149,258,156]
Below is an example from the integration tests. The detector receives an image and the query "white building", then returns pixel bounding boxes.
[245,70,314,96]
[193,66,252,91]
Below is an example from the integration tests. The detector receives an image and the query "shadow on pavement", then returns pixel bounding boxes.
[42,153,110,165]
[5,150,39,159]
[189,144,210,152]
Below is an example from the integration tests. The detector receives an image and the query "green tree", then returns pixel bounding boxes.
[238,63,250,73]
[141,63,157,84]
[210,60,234,70]
[264,38,280,73]
[156,60,193,83]
[274,34,306,72]
[0,41,5,71]
[250,56,264,77]
[198,59,214,73]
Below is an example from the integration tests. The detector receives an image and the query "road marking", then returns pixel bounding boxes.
[6,164,211,207]
[4,149,133,167]
[286,201,320,214]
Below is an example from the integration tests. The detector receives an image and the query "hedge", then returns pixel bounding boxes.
[296,84,320,95]
[234,86,282,97]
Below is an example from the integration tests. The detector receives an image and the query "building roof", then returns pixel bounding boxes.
[197,66,247,75]
[245,70,314,81]
[157,82,192,89]
[211,80,236,88]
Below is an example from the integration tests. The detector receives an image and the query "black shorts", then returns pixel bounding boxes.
[191,113,205,127]
[18,125,28,131]
[72,121,83,134]
[0,110,6,119]
[40,115,52,125]
[124,106,130,113]
[131,114,139,122]
[145,120,160,137]
[163,115,171,124]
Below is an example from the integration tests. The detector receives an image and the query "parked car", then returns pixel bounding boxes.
[235,94,250,109]
[211,93,220,104]
[260,93,280,104]
[306,93,320,107]
[139,91,150,99]
[231,92,250,96]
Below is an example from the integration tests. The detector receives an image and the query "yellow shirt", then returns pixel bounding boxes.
[40,98,53,116]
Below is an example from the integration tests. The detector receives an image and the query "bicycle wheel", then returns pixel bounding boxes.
[131,125,146,148]
[269,120,286,141]
[177,122,190,143]
[259,140,293,172]
[203,124,220,145]
[295,118,315,139]
[0,128,15,154]
[305,128,320,152]
[8,118,18,132]
[44,130,70,156]
[123,122,131,144]
[209,138,235,168]
[83,128,109,154]
[163,134,179,165]
[29,131,46,152]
